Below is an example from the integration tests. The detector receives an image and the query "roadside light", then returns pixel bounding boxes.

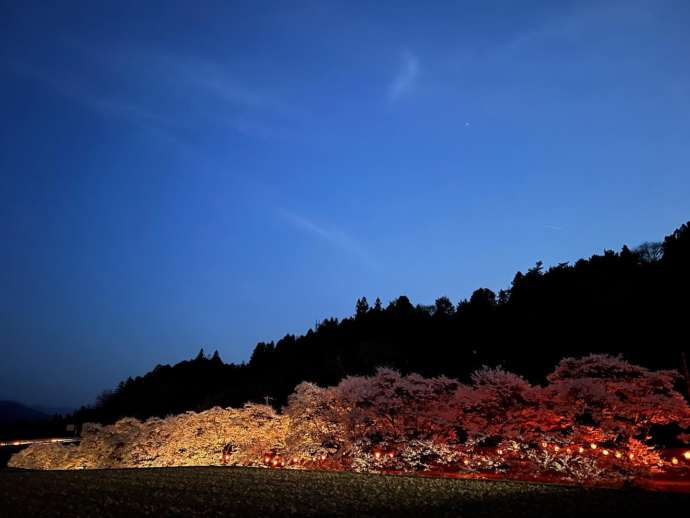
[590,443,597,450]
[292,457,299,463]
[541,442,548,448]
[374,451,381,459]
[566,448,572,454]
[615,452,622,459]
[602,450,609,456]
[272,459,278,466]
[578,447,584,454]
[388,452,394,458]
[683,451,690,461]
[463,459,470,465]
[264,456,271,463]
[672,457,679,465]
[553,446,560,452]
[320,454,326,461]
[497,449,503,455]
[629,453,635,460]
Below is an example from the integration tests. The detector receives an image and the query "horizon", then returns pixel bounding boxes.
[2,0,690,408]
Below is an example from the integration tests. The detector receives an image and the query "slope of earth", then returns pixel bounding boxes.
[1,466,689,517]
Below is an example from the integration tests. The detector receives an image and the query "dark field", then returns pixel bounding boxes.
[1,467,689,517]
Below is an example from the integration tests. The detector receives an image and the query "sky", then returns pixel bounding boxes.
[1,0,689,408]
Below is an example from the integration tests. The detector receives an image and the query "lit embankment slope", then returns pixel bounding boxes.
[1,467,690,518]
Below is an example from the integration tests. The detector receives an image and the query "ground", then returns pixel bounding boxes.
[1,466,688,517]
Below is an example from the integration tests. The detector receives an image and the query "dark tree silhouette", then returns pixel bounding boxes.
[62,221,690,427]
[355,297,369,318]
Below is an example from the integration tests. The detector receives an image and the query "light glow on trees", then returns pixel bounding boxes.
[8,354,690,486]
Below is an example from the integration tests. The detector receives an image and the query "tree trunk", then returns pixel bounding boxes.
[681,351,690,399]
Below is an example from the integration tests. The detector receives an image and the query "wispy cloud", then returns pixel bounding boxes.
[278,209,377,269]
[9,61,176,134]
[544,224,563,231]
[9,44,304,142]
[388,51,420,102]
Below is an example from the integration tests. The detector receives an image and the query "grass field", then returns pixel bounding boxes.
[1,466,689,517]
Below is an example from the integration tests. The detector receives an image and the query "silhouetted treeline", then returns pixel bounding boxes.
[72,221,690,425]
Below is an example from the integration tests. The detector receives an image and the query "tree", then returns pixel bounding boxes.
[355,297,369,318]
[635,241,663,262]
[543,354,690,445]
[433,296,455,318]
[372,297,382,311]
[469,288,496,309]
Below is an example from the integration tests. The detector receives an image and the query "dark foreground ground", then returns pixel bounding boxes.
[1,466,689,517]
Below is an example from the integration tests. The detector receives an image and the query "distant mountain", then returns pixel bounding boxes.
[0,401,50,425]
[31,405,74,417]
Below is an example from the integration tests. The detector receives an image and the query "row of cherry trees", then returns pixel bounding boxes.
[283,355,690,481]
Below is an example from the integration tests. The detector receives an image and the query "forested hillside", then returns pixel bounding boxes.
[72,221,690,425]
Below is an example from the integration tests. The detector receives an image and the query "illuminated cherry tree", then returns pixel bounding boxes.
[10,354,690,482]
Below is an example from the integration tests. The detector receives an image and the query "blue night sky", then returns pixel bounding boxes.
[1,1,689,408]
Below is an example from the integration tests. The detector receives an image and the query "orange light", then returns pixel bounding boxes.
[264,456,270,463]
[566,448,572,454]
[683,451,690,461]
[578,447,584,454]
[272,459,278,466]
[374,451,381,459]
[292,457,299,463]
[602,449,609,456]
[615,452,622,459]
[553,446,560,452]
[497,449,503,455]
[541,442,547,448]
[463,459,469,465]
[320,454,326,461]
[629,453,635,460]
[590,443,597,450]
[672,457,679,465]
[388,452,394,458]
